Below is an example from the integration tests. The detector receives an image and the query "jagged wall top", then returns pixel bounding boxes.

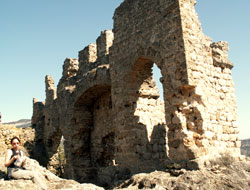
[78,30,114,76]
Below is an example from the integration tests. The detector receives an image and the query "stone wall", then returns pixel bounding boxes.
[178,0,240,159]
[32,0,241,184]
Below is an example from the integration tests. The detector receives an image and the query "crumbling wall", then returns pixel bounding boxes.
[32,0,241,185]
[110,0,190,170]
[36,30,115,183]
[177,0,240,160]
[91,91,114,168]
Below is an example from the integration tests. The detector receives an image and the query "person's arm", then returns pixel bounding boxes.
[20,151,27,167]
[4,149,17,167]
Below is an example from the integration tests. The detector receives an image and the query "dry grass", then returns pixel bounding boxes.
[209,153,236,168]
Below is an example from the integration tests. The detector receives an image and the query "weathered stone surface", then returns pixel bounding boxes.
[0,178,104,190]
[31,0,241,186]
[115,157,250,190]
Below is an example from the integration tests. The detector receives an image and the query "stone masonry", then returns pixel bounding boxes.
[32,0,241,184]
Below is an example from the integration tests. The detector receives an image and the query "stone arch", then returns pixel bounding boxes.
[128,55,164,102]
[66,84,114,183]
[113,54,169,172]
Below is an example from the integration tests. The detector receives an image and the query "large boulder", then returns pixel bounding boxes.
[0,157,104,190]
[114,156,250,190]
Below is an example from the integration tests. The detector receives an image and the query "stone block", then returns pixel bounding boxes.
[204,131,214,140]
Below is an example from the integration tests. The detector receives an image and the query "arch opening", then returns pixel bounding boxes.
[124,56,168,171]
[69,85,115,182]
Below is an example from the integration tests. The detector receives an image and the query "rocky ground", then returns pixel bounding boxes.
[0,158,104,190]
[1,124,250,189]
[1,156,250,190]
[0,152,104,190]
[113,156,250,190]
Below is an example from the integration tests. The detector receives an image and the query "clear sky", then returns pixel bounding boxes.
[0,1,249,139]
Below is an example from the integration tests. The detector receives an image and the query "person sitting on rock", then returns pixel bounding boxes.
[4,136,47,190]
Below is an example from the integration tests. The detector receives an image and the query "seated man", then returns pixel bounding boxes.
[4,136,47,190]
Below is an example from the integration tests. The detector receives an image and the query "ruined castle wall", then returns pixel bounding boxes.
[91,91,114,167]
[96,30,114,65]
[177,0,240,159]
[128,58,167,170]
[31,98,45,130]
[32,75,62,169]
[78,44,97,75]
[78,30,113,76]
[54,33,114,182]
[44,75,61,162]
[45,75,57,105]
[110,0,190,169]
[62,84,112,183]
[32,0,242,184]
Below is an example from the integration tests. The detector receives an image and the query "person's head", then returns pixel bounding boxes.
[10,136,21,150]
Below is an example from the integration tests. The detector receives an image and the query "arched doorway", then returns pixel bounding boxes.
[118,56,168,172]
[68,85,115,183]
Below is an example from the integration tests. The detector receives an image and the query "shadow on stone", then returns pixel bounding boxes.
[0,170,7,180]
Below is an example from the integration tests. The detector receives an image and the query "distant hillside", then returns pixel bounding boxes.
[3,119,31,128]
[241,138,250,157]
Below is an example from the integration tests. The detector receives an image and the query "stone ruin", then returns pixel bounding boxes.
[32,0,241,185]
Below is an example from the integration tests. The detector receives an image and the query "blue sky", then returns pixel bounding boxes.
[0,1,249,139]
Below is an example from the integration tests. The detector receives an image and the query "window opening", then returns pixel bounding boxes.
[153,63,163,101]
